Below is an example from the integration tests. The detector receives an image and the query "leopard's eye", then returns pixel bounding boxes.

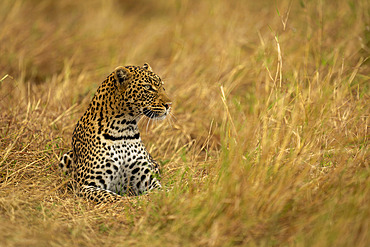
[144,85,151,90]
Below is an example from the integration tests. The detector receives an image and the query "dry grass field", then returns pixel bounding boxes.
[0,0,369,246]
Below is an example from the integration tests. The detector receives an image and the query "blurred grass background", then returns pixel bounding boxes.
[0,0,369,246]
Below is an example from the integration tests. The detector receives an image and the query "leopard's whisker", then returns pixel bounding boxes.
[169,111,177,122]
[146,112,153,133]
[134,113,143,121]
[167,114,174,129]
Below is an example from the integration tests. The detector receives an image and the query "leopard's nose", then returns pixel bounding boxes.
[164,102,172,109]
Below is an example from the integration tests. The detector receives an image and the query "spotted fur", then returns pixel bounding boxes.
[59,63,171,203]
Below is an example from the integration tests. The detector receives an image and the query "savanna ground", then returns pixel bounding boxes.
[0,0,369,246]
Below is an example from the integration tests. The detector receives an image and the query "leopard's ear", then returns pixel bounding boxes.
[114,66,131,87]
[143,63,153,72]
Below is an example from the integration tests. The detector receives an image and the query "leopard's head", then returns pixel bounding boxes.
[112,63,172,120]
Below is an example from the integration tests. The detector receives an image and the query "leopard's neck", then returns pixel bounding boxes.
[101,116,141,141]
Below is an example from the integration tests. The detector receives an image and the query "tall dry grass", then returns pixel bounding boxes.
[0,0,369,246]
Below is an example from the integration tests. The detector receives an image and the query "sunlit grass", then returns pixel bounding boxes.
[0,0,369,246]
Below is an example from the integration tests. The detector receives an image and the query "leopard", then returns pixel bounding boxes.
[58,63,172,203]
